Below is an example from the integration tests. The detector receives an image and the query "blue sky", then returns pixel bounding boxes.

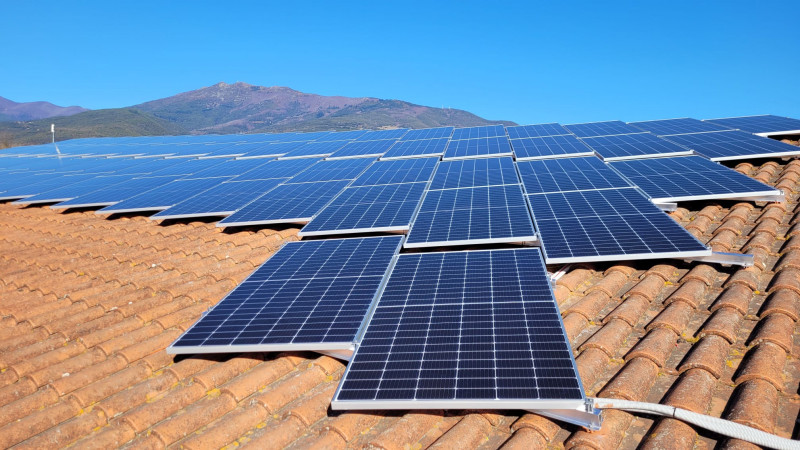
[2,1,798,125]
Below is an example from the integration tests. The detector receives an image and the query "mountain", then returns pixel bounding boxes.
[0,96,88,122]
[0,82,514,148]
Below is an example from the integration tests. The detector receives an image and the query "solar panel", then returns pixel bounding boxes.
[350,157,439,187]
[98,177,231,213]
[628,118,731,136]
[405,185,537,248]
[168,236,403,354]
[442,136,513,160]
[380,138,449,160]
[236,141,307,159]
[182,158,269,179]
[235,158,320,181]
[451,125,507,140]
[217,180,350,226]
[608,155,780,202]
[580,132,693,160]
[52,176,181,208]
[276,141,348,160]
[564,120,643,138]
[664,130,800,161]
[327,140,397,160]
[400,127,454,141]
[285,158,374,184]
[299,182,427,236]
[517,156,632,195]
[428,157,518,190]
[152,178,286,219]
[506,123,570,139]
[703,115,800,135]
[312,130,370,142]
[15,174,140,204]
[529,187,710,263]
[355,129,409,141]
[332,247,585,409]
[510,135,595,161]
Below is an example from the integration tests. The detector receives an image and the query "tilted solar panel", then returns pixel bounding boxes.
[355,129,409,141]
[98,177,231,213]
[285,158,374,184]
[235,158,320,181]
[428,157,518,190]
[380,138,449,160]
[327,140,397,160]
[664,130,800,161]
[506,123,570,139]
[517,156,632,195]
[168,236,403,355]
[580,132,693,160]
[451,125,507,140]
[703,115,800,135]
[628,118,731,136]
[333,247,585,410]
[510,135,595,160]
[350,157,439,187]
[153,178,286,219]
[276,141,348,159]
[529,187,710,263]
[563,120,643,138]
[443,136,513,160]
[608,155,780,202]
[400,127,454,141]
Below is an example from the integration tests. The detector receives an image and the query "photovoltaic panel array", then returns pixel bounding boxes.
[451,125,507,140]
[52,176,181,209]
[350,157,439,187]
[529,187,710,263]
[235,158,320,181]
[153,178,287,219]
[400,127,454,141]
[98,177,231,214]
[313,130,369,142]
[328,140,397,160]
[580,132,693,160]
[563,120,643,138]
[380,138,449,160]
[284,158,374,184]
[608,156,780,202]
[217,180,351,226]
[355,129,409,141]
[628,118,732,136]
[277,141,348,159]
[517,156,632,195]
[168,236,403,354]
[5,174,136,203]
[506,123,570,139]
[703,115,800,135]
[664,130,800,161]
[442,136,513,160]
[332,247,585,409]
[406,157,536,248]
[510,135,595,161]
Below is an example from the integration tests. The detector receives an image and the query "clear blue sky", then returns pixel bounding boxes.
[2,1,798,125]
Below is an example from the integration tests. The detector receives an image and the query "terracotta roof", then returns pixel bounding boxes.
[1,157,800,449]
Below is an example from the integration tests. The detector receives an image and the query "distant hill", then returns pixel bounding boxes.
[0,82,514,148]
[0,96,88,122]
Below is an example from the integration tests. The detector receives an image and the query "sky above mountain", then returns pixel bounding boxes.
[3,1,798,125]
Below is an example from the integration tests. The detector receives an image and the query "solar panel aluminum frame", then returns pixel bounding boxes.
[330,247,601,430]
[514,146,596,162]
[592,147,695,162]
[704,148,800,162]
[166,236,405,360]
[702,115,800,137]
[646,188,784,204]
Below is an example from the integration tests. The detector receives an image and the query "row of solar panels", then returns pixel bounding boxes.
[0,148,780,264]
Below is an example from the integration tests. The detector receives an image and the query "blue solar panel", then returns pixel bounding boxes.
[355,129,409,141]
[98,177,231,213]
[380,138,449,160]
[3,172,102,201]
[517,156,632,195]
[703,115,800,134]
[451,125,507,140]
[580,132,692,160]
[608,156,779,202]
[350,157,439,187]
[277,141,348,159]
[406,185,537,248]
[664,130,800,161]
[428,157,518,190]
[235,158,320,181]
[510,135,595,160]
[53,176,180,208]
[14,174,138,203]
[328,140,397,160]
[183,158,269,179]
[564,121,643,138]
[285,158,374,184]
[333,247,584,407]
[400,127,454,141]
[628,118,731,136]
[168,236,403,354]
[153,178,286,219]
[442,136,513,160]
[312,130,370,142]
[299,182,427,236]
[147,158,226,177]
[529,187,709,263]
[506,123,570,139]
[218,180,350,226]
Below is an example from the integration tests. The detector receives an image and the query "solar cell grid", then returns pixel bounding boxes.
[380,138,449,160]
[664,130,800,161]
[442,136,513,160]
[506,123,570,139]
[153,178,286,219]
[580,132,693,160]
[355,129,409,141]
[235,158,320,181]
[704,115,800,134]
[285,158,374,184]
[276,141,348,159]
[183,158,269,179]
[53,176,180,208]
[312,130,370,142]
[628,118,731,136]
[428,157,518,190]
[98,177,231,213]
[217,180,350,226]
[169,236,403,354]
[510,135,595,160]
[327,140,397,160]
[517,157,632,195]
[299,182,427,236]
[451,125,507,140]
[564,120,643,138]
[333,247,584,407]
[351,157,438,187]
[400,127,454,141]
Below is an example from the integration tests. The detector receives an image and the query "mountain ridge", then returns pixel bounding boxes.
[0,96,88,122]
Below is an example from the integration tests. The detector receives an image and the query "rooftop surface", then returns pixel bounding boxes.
[1,145,800,448]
